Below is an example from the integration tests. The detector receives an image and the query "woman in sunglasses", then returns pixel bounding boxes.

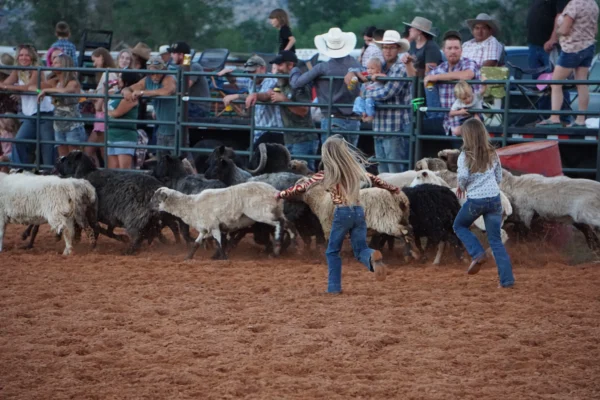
[0,44,55,169]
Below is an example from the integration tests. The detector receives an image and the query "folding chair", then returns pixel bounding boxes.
[198,49,247,117]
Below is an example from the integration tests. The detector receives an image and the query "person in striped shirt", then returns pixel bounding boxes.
[277,135,400,294]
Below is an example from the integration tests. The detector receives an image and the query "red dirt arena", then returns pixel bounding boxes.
[1,224,599,400]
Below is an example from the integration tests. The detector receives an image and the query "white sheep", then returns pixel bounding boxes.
[0,173,97,255]
[500,170,600,250]
[295,178,420,260]
[410,169,512,242]
[151,182,295,260]
[378,170,419,188]
[415,157,448,172]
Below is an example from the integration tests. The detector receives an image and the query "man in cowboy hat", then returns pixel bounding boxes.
[362,30,412,173]
[401,17,442,78]
[158,45,171,65]
[290,27,362,147]
[424,30,481,143]
[462,13,503,67]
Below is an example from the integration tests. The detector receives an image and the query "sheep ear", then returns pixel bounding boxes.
[218,145,225,155]
[422,171,428,177]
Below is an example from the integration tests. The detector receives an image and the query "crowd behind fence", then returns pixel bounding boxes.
[1,65,599,179]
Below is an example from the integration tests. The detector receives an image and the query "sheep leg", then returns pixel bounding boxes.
[21,225,34,241]
[210,228,228,260]
[0,218,5,252]
[272,218,284,257]
[84,226,97,249]
[432,241,445,265]
[124,229,143,255]
[573,223,600,251]
[187,229,208,260]
[20,225,40,250]
[179,221,196,244]
[61,220,75,256]
[73,224,82,244]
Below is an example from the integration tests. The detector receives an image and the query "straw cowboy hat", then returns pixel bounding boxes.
[403,17,436,37]
[0,53,14,67]
[466,13,500,36]
[314,27,357,59]
[131,42,151,61]
[374,30,410,53]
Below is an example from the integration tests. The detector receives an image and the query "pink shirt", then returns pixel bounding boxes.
[559,0,599,53]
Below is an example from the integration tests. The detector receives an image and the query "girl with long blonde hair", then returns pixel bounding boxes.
[278,135,399,294]
[0,44,56,168]
[453,118,514,288]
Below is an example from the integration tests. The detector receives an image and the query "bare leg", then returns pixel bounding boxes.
[547,66,573,123]
[574,67,590,125]
[118,154,133,169]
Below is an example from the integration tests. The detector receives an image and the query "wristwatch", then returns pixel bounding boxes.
[140,90,145,97]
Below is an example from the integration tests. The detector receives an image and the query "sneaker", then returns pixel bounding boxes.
[467,254,487,275]
[371,250,386,281]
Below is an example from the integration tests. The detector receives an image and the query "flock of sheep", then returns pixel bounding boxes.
[1,143,600,265]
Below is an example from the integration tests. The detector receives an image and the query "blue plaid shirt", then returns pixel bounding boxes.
[50,39,77,63]
[237,76,283,142]
[365,57,412,133]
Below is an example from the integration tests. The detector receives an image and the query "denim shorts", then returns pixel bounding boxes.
[107,141,136,156]
[55,125,87,145]
[557,44,596,69]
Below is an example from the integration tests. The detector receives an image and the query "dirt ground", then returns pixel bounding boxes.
[1,224,599,400]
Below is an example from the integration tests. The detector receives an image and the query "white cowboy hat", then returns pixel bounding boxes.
[314,27,357,59]
[374,30,410,53]
[466,13,500,36]
[403,17,436,37]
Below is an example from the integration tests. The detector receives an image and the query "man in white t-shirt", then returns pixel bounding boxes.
[462,13,503,67]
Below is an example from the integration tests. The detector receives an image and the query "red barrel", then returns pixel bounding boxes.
[496,141,563,177]
[497,141,570,246]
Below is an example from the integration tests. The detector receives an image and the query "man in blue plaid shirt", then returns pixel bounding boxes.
[364,30,413,173]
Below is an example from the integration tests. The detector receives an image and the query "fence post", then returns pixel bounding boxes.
[326,76,334,138]
[248,74,257,161]
[409,76,419,170]
[501,79,510,148]
[414,77,423,165]
[103,68,109,167]
[175,67,184,156]
[35,67,42,170]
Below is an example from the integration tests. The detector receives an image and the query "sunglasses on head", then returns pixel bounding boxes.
[146,59,164,66]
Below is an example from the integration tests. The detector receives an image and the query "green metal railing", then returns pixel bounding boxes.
[0,64,599,179]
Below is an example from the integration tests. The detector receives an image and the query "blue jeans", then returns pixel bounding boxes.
[425,85,445,120]
[320,117,360,147]
[286,139,319,171]
[453,195,515,287]
[326,206,375,293]
[352,97,376,117]
[557,44,596,69]
[55,125,87,144]
[12,113,56,169]
[374,125,410,173]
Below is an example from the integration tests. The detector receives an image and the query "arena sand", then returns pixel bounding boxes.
[1,225,599,399]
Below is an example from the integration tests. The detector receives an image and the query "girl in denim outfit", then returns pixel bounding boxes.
[277,135,399,294]
[38,54,85,157]
[453,119,515,288]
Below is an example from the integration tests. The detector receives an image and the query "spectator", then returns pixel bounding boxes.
[537,0,599,127]
[269,9,296,53]
[363,30,412,173]
[50,21,77,63]
[117,49,133,69]
[0,53,19,172]
[292,27,362,147]
[219,55,284,144]
[267,51,320,170]
[45,47,61,67]
[38,54,86,157]
[158,45,171,65]
[0,44,55,169]
[122,56,177,156]
[86,47,118,166]
[130,42,151,70]
[358,26,384,68]
[424,31,481,144]
[352,57,384,122]
[402,17,442,78]
[169,41,210,120]
[526,0,569,78]
[449,80,485,136]
[462,13,503,67]
[106,71,141,169]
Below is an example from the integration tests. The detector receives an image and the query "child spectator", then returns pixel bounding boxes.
[449,80,484,136]
[269,9,296,53]
[0,53,19,172]
[352,57,384,122]
[50,21,77,63]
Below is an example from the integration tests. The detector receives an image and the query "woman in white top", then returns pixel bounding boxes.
[453,118,515,288]
[0,44,55,169]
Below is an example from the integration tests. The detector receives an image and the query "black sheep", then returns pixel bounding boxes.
[55,151,179,254]
[401,184,464,264]
[247,143,292,175]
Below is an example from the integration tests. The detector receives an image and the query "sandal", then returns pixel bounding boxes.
[536,119,562,127]
[566,122,586,128]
